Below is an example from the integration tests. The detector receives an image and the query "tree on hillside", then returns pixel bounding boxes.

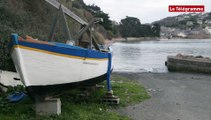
[95,12,112,30]
[152,23,160,37]
[119,16,141,37]
[139,24,153,37]
[207,12,211,20]
[118,16,160,37]
[72,0,86,9]
[86,4,101,12]
[86,4,112,31]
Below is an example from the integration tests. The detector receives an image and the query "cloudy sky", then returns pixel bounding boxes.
[83,0,211,23]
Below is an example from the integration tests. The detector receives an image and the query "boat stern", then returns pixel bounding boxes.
[8,33,19,52]
[8,34,28,86]
[11,33,19,44]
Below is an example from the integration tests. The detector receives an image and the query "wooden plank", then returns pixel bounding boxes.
[45,0,88,25]
[75,18,96,40]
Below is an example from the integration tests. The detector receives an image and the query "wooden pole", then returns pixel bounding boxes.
[48,6,60,41]
[60,6,72,42]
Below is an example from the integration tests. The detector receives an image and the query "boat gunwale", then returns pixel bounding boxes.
[9,36,109,61]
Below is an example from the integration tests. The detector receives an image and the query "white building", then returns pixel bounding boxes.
[197,20,203,24]
[204,26,211,35]
[186,21,193,26]
[177,32,186,38]
[205,20,211,24]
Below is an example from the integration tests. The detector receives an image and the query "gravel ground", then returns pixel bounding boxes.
[115,72,211,120]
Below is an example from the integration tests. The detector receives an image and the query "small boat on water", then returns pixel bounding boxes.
[8,0,113,95]
[8,34,112,95]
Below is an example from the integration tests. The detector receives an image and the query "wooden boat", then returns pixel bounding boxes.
[8,0,113,95]
[9,34,112,95]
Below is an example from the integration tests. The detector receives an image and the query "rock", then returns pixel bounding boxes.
[195,55,203,58]
[176,103,180,105]
[176,53,183,58]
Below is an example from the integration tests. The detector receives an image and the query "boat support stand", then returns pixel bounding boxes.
[35,95,61,115]
[101,53,120,104]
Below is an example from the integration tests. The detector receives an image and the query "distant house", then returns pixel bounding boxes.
[197,20,203,24]
[203,13,209,17]
[205,20,211,24]
[204,26,211,34]
[177,32,186,38]
[184,15,190,19]
[186,21,193,26]
[191,30,200,35]
[177,16,184,21]
[191,13,197,16]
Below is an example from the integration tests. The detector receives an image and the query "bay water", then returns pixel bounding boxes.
[111,39,211,73]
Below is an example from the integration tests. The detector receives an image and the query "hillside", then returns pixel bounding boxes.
[153,12,211,39]
[0,0,108,71]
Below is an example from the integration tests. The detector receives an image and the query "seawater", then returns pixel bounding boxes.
[111,39,211,73]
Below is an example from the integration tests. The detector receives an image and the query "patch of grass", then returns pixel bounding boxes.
[112,82,150,107]
[111,74,136,83]
[111,74,150,107]
[0,74,150,120]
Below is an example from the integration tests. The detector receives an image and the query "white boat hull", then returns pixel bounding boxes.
[9,34,112,94]
[12,47,108,86]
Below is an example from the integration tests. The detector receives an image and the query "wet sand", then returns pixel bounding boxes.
[114,72,211,120]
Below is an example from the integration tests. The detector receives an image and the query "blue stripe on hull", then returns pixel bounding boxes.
[10,34,109,59]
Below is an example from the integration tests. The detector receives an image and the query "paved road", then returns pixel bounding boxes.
[117,72,211,120]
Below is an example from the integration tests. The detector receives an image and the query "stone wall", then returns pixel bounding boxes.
[166,54,211,73]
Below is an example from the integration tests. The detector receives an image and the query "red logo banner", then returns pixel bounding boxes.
[169,5,205,12]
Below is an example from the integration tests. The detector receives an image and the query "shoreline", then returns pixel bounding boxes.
[109,37,211,43]
[111,37,160,42]
[105,37,211,46]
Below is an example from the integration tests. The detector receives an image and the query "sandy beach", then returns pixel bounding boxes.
[114,72,211,120]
